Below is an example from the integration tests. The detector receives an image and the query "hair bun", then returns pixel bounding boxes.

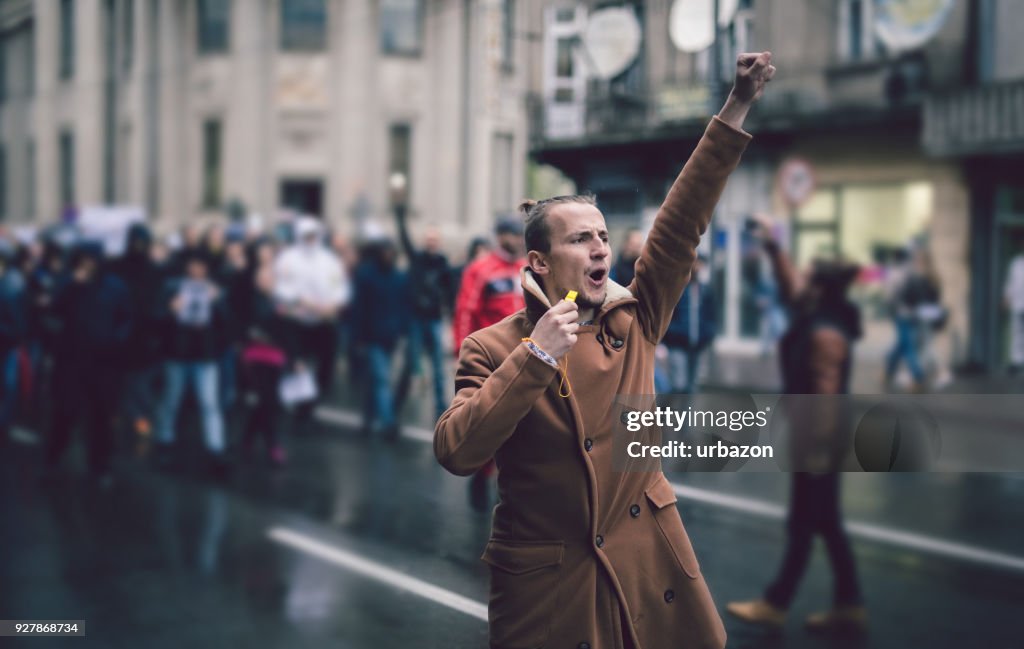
[518,199,538,215]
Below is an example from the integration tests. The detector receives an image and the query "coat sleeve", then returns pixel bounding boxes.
[434,336,558,476]
[631,116,751,344]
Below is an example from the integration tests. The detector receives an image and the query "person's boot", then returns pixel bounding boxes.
[805,605,867,633]
[726,599,786,628]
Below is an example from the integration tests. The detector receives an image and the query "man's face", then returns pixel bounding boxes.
[622,230,644,259]
[497,232,523,257]
[186,259,209,280]
[423,229,441,254]
[530,203,611,309]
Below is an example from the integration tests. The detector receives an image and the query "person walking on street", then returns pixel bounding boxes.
[609,227,644,287]
[663,255,716,393]
[1003,238,1024,375]
[435,52,773,649]
[394,211,452,421]
[727,215,867,634]
[273,217,350,414]
[154,252,231,476]
[44,243,134,487]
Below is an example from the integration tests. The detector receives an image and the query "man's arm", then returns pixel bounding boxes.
[632,53,773,343]
[435,336,557,475]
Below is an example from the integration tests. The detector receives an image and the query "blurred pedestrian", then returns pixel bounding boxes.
[217,238,251,412]
[1003,239,1024,375]
[449,236,491,313]
[909,248,950,388]
[240,263,291,465]
[884,246,937,391]
[155,252,230,476]
[663,255,716,393]
[273,217,350,414]
[111,224,166,439]
[451,217,525,510]
[609,227,643,286]
[0,240,27,443]
[452,218,525,354]
[351,239,410,438]
[44,243,133,486]
[394,211,452,421]
[728,216,866,633]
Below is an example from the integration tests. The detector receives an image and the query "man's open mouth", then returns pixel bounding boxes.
[587,268,608,287]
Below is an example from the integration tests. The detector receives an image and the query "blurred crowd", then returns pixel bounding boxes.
[2,204,1020,491]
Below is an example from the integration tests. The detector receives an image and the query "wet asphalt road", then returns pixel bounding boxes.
[1,401,1023,649]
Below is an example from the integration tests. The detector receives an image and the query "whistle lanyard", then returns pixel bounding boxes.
[522,337,573,398]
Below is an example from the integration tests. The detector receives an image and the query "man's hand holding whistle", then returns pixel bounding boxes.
[529,292,579,361]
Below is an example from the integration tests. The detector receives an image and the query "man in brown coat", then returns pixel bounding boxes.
[435,52,776,649]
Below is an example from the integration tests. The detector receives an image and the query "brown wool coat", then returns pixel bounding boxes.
[435,117,751,649]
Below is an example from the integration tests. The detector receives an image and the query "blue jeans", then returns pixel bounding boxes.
[886,316,924,383]
[364,345,396,432]
[0,347,21,431]
[158,361,225,453]
[406,317,447,415]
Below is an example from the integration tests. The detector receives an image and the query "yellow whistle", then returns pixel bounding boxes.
[565,290,578,302]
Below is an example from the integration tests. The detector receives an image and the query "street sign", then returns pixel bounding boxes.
[777,158,817,209]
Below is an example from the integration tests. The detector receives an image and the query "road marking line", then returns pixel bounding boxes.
[316,406,434,443]
[673,483,1024,573]
[315,407,1024,574]
[267,526,488,621]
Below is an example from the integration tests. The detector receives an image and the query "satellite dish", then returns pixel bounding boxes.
[583,6,642,80]
[669,0,740,53]
[874,0,955,52]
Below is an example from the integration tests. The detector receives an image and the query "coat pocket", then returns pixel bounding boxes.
[645,478,701,579]
[481,539,565,649]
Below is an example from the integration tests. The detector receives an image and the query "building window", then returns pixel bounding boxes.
[59,131,75,208]
[198,0,230,54]
[389,124,412,205]
[59,0,75,80]
[27,141,35,219]
[123,0,135,71]
[500,0,515,69]
[555,8,576,23]
[202,120,222,208]
[490,133,514,217]
[838,0,882,62]
[0,145,6,219]
[380,0,423,56]
[281,0,326,52]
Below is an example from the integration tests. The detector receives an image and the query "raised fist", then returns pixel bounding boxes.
[731,51,776,104]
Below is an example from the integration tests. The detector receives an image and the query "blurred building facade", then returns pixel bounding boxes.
[0,0,531,242]
[527,0,1021,372]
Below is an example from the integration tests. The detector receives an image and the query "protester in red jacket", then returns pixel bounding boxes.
[452,218,526,354]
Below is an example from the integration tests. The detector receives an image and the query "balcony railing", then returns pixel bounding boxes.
[923,78,1024,156]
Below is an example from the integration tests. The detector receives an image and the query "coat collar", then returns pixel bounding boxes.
[521,266,636,324]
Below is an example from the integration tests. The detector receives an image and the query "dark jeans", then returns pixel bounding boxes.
[395,317,447,417]
[46,361,123,475]
[764,473,863,609]
[121,363,162,424]
[241,363,283,449]
[291,320,338,401]
[363,344,397,432]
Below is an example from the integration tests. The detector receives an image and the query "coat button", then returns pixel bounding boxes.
[584,438,593,452]
[578,643,591,649]
[595,535,604,548]
[612,338,624,349]
[629,504,641,518]
[664,589,675,603]
[596,334,604,344]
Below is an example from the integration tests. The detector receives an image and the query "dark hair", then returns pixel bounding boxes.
[519,194,597,253]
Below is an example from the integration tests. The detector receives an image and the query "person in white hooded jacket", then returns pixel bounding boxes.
[273,217,351,407]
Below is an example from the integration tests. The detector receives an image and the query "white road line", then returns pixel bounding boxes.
[315,407,1024,574]
[268,527,488,621]
[316,406,435,443]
